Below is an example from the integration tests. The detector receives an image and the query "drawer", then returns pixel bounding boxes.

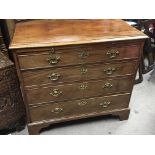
[17,44,140,70]
[22,61,138,87]
[25,77,134,105]
[29,93,131,122]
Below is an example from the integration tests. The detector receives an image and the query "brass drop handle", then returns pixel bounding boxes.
[51,107,63,114]
[79,83,88,90]
[99,101,111,108]
[48,73,61,81]
[102,82,113,89]
[78,100,87,106]
[103,67,116,75]
[50,89,62,97]
[47,55,61,65]
[79,51,90,59]
[106,49,119,59]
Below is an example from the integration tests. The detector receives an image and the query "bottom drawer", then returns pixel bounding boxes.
[29,93,131,122]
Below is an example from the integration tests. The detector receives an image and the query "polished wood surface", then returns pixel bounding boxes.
[22,60,138,87]
[17,43,140,70]
[29,93,130,122]
[10,19,147,49]
[10,20,147,134]
[25,77,134,105]
[28,108,130,134]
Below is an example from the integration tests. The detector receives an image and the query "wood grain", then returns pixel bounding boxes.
[9,19,148,49]
[25,77,134,105]
[17,43,140,70]
[22,60,138,87]
[29,93,131,122]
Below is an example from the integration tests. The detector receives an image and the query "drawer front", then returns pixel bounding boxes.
[29,93,131,122]
[18,45,140,70]
[25,77,134,104]
[22,61,138,87]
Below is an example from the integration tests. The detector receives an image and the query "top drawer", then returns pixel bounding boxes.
[17,43,140,70]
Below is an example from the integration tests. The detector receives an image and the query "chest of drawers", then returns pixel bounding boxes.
[10,19,147,134]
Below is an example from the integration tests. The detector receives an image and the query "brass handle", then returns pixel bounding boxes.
[47,55,60,65]
[50,89,62,97]
[79,83,88,90]
[48,73,61,81]
[79,51,90,59]
[99,101,111,108]
[106,49,119,59]
[103,67,116,75]
[80,67,88,74]
[78,100,87,106]
[51,107,63,114]
[103,82,113,89]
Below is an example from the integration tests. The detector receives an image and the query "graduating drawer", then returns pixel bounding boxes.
[17,44,140,70]
[22,61,138,87]
[25,77,134,105]
[29,93,131,122]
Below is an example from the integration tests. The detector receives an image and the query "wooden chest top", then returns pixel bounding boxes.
[10,19,147,49]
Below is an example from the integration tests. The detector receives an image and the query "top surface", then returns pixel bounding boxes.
[10,19,148,49]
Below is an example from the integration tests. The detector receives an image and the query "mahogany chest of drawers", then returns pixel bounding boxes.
[10,19,147,134]
[0,52,25,132]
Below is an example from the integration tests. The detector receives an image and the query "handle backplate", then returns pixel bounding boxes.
[99,101,111,108]
[80,67,88,74]
[78,100,87,106]
[102,82,113,89]
[51,107,63,114]
[79,51,90,59]
[103,67,116,75]
[47,55,60,65]
[48,73,61,81]
[50,89,62,97]
[106,49,119,59]
[79,83,88,90]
